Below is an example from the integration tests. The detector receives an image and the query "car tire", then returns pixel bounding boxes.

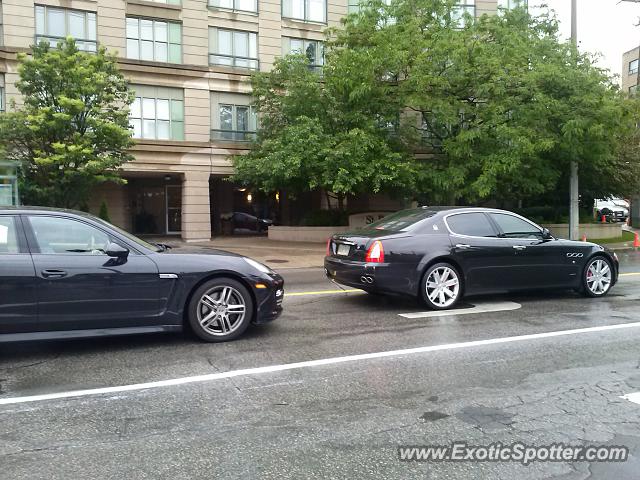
[420,262,462,310]
[187,277,254,342]
[581,256,614,298]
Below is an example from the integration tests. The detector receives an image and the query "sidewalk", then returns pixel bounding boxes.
[147,235,326,269]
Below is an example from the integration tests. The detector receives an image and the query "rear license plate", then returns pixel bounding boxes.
[337,244,350,256]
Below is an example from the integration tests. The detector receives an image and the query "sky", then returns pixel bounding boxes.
[529,1,640,82]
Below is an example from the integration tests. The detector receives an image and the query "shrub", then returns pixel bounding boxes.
[300,209,349,226]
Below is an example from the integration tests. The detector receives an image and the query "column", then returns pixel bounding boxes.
[181,171,211,242]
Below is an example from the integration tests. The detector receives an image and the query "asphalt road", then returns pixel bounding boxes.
[2,251,640,479]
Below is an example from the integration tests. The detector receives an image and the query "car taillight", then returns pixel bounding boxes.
[365,240,384,263]
[326,238,332,256]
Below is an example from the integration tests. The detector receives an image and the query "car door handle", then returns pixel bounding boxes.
[513,245,527,250]
[41,269,67,279]
[455,244,471,249]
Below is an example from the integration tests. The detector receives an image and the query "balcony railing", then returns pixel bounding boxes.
[211,129,257,142]
[209,54,259,70]
[35,35,97,52]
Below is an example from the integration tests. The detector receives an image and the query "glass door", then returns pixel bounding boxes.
[165,185,182,234]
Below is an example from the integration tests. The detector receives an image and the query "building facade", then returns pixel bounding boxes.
[622,46,639,96]
[0,0,517,240]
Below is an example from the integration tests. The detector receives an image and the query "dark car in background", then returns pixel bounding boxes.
[223,212,273,234]
[0,207,284,343]
[325,207,618,310]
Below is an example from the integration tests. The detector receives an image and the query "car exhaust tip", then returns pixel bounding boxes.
[360,276,374,284]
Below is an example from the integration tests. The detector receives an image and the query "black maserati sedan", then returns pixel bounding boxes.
[325,207,619,310]
[0,207,283,343]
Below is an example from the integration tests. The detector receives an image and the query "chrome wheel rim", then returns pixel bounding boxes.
[586,259,612,295]
[197,286,246,336]
[426,266,460,307]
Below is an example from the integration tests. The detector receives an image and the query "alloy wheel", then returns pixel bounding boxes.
[586,258,612,296]
[197,286,247,336]
[425,266,460,308]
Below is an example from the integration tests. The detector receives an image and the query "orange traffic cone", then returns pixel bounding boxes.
[634,232,640,250]
[581,234,587,242]
[601,214,607,224]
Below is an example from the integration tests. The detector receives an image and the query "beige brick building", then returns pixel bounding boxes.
[0,0,519,240]
[622,46,639,96]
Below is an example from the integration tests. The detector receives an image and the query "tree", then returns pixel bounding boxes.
[0,38,134,209]
[332,0,640,205]
[232,54,417,209]
[235,0,640,209]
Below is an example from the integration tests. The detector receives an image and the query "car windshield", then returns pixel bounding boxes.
[366,208,437,231]
[92,216,162,252]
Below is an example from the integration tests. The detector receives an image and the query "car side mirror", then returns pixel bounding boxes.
[541,228,553,241]
[106,242,129,258]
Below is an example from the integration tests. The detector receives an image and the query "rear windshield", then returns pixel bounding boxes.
[366,208,436,231]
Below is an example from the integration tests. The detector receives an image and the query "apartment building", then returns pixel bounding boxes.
[623,46,639,96]
[0,0,520,240]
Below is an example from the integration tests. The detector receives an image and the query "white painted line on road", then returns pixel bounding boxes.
[620,392,640,405]
[3,321,640,406]
[399,301,521,319]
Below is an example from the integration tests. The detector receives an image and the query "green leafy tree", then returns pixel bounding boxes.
[232,54,417,209]
[235,0,640,209]
[0,38,134,208]
[334,0,640,205]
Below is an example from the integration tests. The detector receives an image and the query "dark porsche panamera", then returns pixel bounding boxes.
[0,207,283,343]
[325,207,619,310]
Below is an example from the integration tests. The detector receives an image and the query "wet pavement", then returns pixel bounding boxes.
[1,251,640,479]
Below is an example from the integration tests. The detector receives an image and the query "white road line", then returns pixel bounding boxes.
[2,321,640,406]
[620,392,640,405]
[399,301,521,319]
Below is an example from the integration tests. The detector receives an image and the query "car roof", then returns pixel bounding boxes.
[0,206,96,218]
[421,206,517,216]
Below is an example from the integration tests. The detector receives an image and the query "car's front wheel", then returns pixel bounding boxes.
[188,278,254,342]
[420,263,462,310]
[582,256,614,298]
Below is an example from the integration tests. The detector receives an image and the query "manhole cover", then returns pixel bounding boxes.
[266,259,289,264]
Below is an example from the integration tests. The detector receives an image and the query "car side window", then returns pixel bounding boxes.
[489,213,542,240]
[446,213,497,237]
[29,216,110,255]
[0,216,20,254]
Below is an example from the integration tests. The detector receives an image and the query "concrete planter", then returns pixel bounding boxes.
[268,226,350,243]
[542,223,623,240]
[348,212,391,228]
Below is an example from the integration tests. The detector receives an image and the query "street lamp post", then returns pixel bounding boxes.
[619,0,640,229]
[569,0,579,240]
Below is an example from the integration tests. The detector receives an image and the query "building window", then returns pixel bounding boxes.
[209,0,257,14]
[282,0,326,23]
[0,162,19,207]
[126,18,182,64]
[35,5,97,52]
[211,93,257,141]
[0,75,5,113]
[283,38,323,72]
[209,28,258,69]
[129,86,184,140]
[629,59,639,76]
[497,0,527,10]
[348,0,391,15]
[452,1,475,27]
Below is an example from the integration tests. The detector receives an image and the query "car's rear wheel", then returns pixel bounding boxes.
[420,263,462,310]
[582,256,613,298]
[188,278,254,342]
